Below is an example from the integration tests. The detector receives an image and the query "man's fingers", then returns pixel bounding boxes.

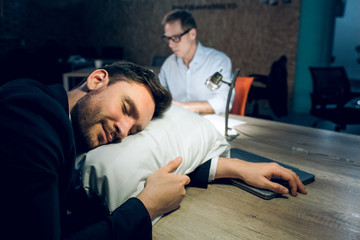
[272,166,308,196]
[182,175,191,185]
[162,157,183,173]
[265,181,289,195]
[159,157,191,185]
[280,168,308,196]
[291,173,307,195]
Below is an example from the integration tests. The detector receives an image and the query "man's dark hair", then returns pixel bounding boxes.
[161,9,197,31]
[102,61,172,118]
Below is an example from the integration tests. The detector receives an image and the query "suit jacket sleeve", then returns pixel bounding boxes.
[188,160,212,188]
[0,79,152,240]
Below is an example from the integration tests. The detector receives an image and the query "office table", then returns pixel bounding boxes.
[153,114,360,240]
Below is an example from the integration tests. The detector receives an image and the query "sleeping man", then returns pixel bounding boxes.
[1,60,305,240]
[80,71,307,225]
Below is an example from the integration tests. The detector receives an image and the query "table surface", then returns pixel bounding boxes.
[153,114,360,240]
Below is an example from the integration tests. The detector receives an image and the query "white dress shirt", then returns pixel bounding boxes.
[159,42,234,114]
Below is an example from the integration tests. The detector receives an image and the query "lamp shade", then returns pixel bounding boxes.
[205,71,223,91]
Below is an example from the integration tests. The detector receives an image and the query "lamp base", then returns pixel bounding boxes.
[225,133,239,141]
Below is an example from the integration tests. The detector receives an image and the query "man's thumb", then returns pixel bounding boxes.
[163,157,183,173]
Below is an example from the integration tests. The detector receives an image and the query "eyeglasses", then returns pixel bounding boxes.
[161,28,192,44]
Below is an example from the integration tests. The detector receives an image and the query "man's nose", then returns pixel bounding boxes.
[114,118,135,139]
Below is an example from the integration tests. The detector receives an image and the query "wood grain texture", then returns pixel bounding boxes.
[153,114,360,240]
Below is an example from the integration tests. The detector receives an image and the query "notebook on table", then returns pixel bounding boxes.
[230,148,315,200]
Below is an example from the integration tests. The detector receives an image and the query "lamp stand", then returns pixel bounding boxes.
[224,68,240,141]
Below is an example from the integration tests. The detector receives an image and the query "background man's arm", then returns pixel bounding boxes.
[172,100,214,114]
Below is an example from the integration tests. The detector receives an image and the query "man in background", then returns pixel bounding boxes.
[159,9,233,114]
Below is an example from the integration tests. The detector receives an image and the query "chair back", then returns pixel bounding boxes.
[268,55,288,117]
[308,66,360,131]
[248,55,288,118]
[309,67,351,107]
[230,77,254,116]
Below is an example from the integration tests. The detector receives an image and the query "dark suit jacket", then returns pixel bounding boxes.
[0,79,151,239]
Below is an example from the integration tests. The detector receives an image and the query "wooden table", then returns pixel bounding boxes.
[153,114,360,240]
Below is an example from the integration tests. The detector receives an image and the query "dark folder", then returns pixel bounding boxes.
[230,148,315,200]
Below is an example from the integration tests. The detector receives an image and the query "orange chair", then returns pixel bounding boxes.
[230,77,254,116]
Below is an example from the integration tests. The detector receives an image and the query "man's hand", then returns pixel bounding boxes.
[137,157,190,220]
[216,157,307,196]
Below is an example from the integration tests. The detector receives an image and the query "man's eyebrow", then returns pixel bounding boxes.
[124,97,139,120]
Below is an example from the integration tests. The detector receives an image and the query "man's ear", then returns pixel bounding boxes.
[190,28,197,40]
[86,69,109,91]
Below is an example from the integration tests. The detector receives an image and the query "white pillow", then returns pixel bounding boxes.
[80,104,230,224]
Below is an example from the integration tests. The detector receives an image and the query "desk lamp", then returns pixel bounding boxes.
[205,68,240,141]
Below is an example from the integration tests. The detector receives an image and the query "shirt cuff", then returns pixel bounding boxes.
[208,157,218,182]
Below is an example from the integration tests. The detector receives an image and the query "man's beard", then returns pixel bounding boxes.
[70,92,102,154]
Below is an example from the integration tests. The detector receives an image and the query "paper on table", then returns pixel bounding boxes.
[202,114,246,136]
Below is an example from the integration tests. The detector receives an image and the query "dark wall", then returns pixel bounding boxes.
[0,0,300,106]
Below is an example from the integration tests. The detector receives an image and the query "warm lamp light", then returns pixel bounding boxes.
[205,68,240,141]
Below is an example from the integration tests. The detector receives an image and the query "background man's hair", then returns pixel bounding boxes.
[161,9,197,31]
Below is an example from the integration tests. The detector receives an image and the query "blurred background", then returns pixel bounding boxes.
[0,0,359,133]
